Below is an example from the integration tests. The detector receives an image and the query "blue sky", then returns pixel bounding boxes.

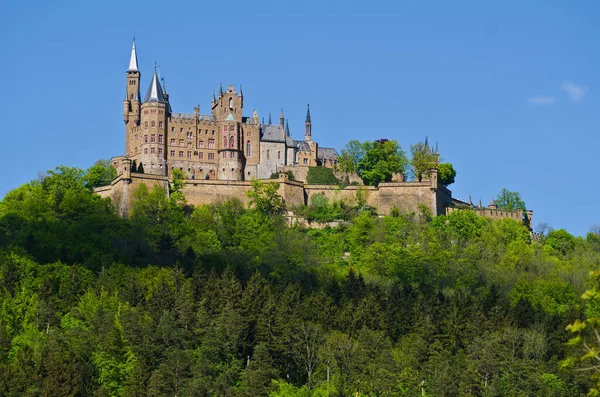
[0,0,598,236]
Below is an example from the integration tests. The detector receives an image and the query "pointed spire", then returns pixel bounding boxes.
[239,85,243,97]
[468,195,473,206]
[306,103,311,123]
[285,120,290,136]
[435,141,439,154]
[219,83,223,96]
[268,113,272,124]
[128,39,139,71]
[212,90,216,102]
[143,67,166,103]
[262,116,265,124]
[489,198,497,209]
[280,109,285,119]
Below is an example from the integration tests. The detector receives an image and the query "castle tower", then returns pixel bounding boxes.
[305,104,312,142]
[212,84,243,123]
[217,112,245,180]
[139,67,169,175]
[124,40,141,156]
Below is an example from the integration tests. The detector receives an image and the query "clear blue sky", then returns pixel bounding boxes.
[1,0,598,236]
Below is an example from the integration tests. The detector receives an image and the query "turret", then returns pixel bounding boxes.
[139,67,169,176]
[305,103,312,142]
[125,39,141,156]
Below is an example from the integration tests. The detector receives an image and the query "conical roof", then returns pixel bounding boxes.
[143,68,166,103]
[128,40,139,71]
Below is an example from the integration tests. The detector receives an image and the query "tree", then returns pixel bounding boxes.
[495,188,526,211]
[357,139,408,186]
[246,180,285,215]
[335,140,365,174]
[437,163,456,186]
[84,159,117,189]
[563,270,600,396]
[410,140,438,182]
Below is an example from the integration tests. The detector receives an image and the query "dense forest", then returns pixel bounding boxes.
[1,164,600,396]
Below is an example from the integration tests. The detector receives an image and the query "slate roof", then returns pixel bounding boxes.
[128,40,138,71]
[143,69,167,103]
[318,147,338,160]
[261,124,285,142]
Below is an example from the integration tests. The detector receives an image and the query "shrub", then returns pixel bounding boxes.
[306,167,339,185]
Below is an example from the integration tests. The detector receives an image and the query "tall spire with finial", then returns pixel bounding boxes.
[285,120,290,136]
[268,113,272,124]
[239,85,243,97]
[219,83,223,96]
[128,39,139,71]
[305,103,312,142]
[280,109,285,130]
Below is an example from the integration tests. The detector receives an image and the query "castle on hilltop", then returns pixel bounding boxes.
[96,40,533,231]
[121,40,337,181]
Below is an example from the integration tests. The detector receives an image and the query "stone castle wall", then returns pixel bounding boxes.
[95,170,451,217]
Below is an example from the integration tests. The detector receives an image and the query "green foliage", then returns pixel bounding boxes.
[410,140,438,181]
[496,187,526,211]
[0,165,596,396]
[246,180,285,215]
[84,159,117,189]
[437,162,456,186]
[357,139,408,186]
[306,167,339,185]
[335,140,365,174]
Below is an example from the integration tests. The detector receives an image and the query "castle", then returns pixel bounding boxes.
[121,40,337,181]
[96,40,532,230]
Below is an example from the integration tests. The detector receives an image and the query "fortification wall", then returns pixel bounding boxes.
[95,172,452,217]
[446,206,523,221]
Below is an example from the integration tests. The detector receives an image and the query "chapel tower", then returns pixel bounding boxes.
[124,40,141,156]
[138,68,169,175]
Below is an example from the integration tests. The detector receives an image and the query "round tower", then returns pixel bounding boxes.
[217,113,245,180]
[138,68,169,176]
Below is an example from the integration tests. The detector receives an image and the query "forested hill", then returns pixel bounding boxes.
[0,166,599,396]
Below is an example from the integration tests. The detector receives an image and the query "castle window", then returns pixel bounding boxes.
[144,148,148,154]
[278,151,281,160]
[212,130,215,135]
[230,152,235,159]
[229,97,233,109]
[229,125,234,132]
[199,140,204,148]
[222,151,227,158]
[303,158,308,164]
[151,121,155,127]
[144,135,148,143]
[223,126,227,133]
[151,134,156,143]
[158,134,163,143]
[180,128,183,133]
[229,136,234,148]
[187,132,193,141]
[246,141,251,157]
[170,138,175,145]
[267,150,270,160]
[170,150,175,157]
[130,94,134,100]
[179,151,184,158]
[159,110,163,115]
[208,139,215,148]
[144,110,149,115]
[159,121,163,128]
[208,153,214,160]
[179,139,184,146]
[187,151,192,159]
[158,148,163,155]
[172,127,174,132]
[199,152,204,160]
[144,122,148,128]
[150,147,155,154]
[248,131,252,137]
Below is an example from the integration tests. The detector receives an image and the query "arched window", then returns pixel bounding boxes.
[246,140,251,157]
[229,97,233,110]
[229,136,234,148]
[277,151,281,160]
[267,150,270,160]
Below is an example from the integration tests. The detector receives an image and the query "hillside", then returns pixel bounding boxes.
[0,166,598,396]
